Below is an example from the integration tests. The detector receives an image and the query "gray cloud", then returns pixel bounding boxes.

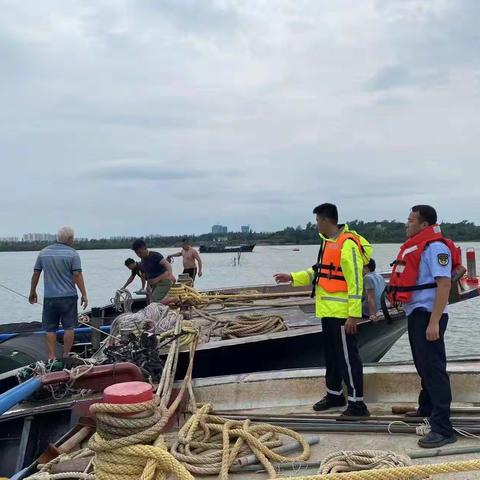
[0,0,479,238]
[92,166,207,181]
[141,0,240,35]
[373,1,480,75]
[365,64,445,91]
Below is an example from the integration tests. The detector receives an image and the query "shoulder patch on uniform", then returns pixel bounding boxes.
[437,253,449,266]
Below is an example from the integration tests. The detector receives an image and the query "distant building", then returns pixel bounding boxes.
[241,225,250,234]
[212,224,228,234]
[109,236,135,241]
[0,236,19,242]
[22,233,56,242]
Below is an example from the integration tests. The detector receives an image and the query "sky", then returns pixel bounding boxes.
[1,0,479,238]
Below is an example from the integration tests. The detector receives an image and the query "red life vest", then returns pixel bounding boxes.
[315,232,364,293]
[386,224,461,305]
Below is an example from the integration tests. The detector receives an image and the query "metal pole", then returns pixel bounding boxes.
[409,445,480,459]
[234,436,319,467]
[15,415,33,471]
[0,378,42,416]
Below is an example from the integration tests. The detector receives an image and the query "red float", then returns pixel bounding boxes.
[103,381,153,404]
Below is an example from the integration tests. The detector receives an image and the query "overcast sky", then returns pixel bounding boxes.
[1,0,479,238]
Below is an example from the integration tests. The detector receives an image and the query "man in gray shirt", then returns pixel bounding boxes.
[29,227,88,361]
[362,259,386,320]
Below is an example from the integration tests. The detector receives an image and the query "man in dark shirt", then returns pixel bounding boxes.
[121,258,146,293]
[131,239,175,303]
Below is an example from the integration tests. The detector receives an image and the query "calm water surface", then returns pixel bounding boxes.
[1,244,479,362]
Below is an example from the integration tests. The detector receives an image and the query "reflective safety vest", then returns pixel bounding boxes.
[314,232,368,293]
[386,224,461,305]
[291,225,372,319]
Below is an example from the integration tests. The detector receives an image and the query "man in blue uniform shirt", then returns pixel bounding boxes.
[403,205,456,448]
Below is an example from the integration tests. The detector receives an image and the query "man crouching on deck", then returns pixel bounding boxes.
[132,239,176,303]
[274,203,372,417]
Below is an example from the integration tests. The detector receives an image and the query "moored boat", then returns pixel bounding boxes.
[4,358,480,479]
[199,243,255,253]
[0,283,408,390]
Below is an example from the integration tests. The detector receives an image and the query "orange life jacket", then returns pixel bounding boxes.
[386,225,461,305]
[314,232,365,293]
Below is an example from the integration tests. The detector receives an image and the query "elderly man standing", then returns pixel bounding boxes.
[29,227,88,362]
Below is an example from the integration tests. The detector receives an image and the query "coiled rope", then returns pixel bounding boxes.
[111,289,133,313]
[167,283,309,308]
[221,314,287,339]
[158,320,198,347]
[319,450,412,474]
[108,303,180,342]
[89,314,199,480]
[88,397,193,480]
[284,458,480,479]
[169,403,311,480]
[22,448,95,480]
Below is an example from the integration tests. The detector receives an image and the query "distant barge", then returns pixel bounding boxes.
[199,243,255,253]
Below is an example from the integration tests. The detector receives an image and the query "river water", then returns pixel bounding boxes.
[1,244,479,362]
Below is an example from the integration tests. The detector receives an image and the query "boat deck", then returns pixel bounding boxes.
[188,403,480,480]
[5,361,480,479]
[184,362,480,480]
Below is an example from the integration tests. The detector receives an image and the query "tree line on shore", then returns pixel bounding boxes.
[1,220,479,252]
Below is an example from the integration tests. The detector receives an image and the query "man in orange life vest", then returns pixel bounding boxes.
[274,203,372,417]
[387,205,460,448]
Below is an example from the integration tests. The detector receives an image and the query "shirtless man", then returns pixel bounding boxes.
[167,239,203,283]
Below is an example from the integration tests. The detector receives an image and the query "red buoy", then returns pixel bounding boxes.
[103,381,153,404]
[466,247,478,284]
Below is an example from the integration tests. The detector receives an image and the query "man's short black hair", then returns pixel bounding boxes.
[367,258,376,272]
[131,239,146,251]
[124,258,136,267]
[412,205,437,225]
[312,203,338,224]
[182,238,189,244]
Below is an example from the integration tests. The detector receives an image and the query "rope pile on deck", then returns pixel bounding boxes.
[167,283,310,308]
[220,314,287,339]
[319,450,412,474]
[285,458,480,479]
[168,403,311,479]
[89,398,192,480]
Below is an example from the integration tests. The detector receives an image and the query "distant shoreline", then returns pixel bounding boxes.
[1,220,479,252]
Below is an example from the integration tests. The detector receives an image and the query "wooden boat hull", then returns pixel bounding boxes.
[174,311,407,379]
[0,284,409,384]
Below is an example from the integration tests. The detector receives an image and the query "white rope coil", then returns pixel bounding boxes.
[319,450,412,475]
[108,303,180,344]
[111,289,133,313]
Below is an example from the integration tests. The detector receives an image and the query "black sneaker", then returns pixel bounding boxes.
[418,431,457,448]
[341,402,370,417]
[313,395,346,412]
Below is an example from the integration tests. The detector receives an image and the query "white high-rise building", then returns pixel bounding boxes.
[22,233,56,242]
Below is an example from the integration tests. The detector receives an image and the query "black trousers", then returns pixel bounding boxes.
[322,317,364,403]
[183,267,197,282]
[408,308,453,437]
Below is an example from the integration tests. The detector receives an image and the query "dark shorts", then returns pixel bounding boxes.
[150,279,173,303]
[42,296,78,332]
[183,268,197,281]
